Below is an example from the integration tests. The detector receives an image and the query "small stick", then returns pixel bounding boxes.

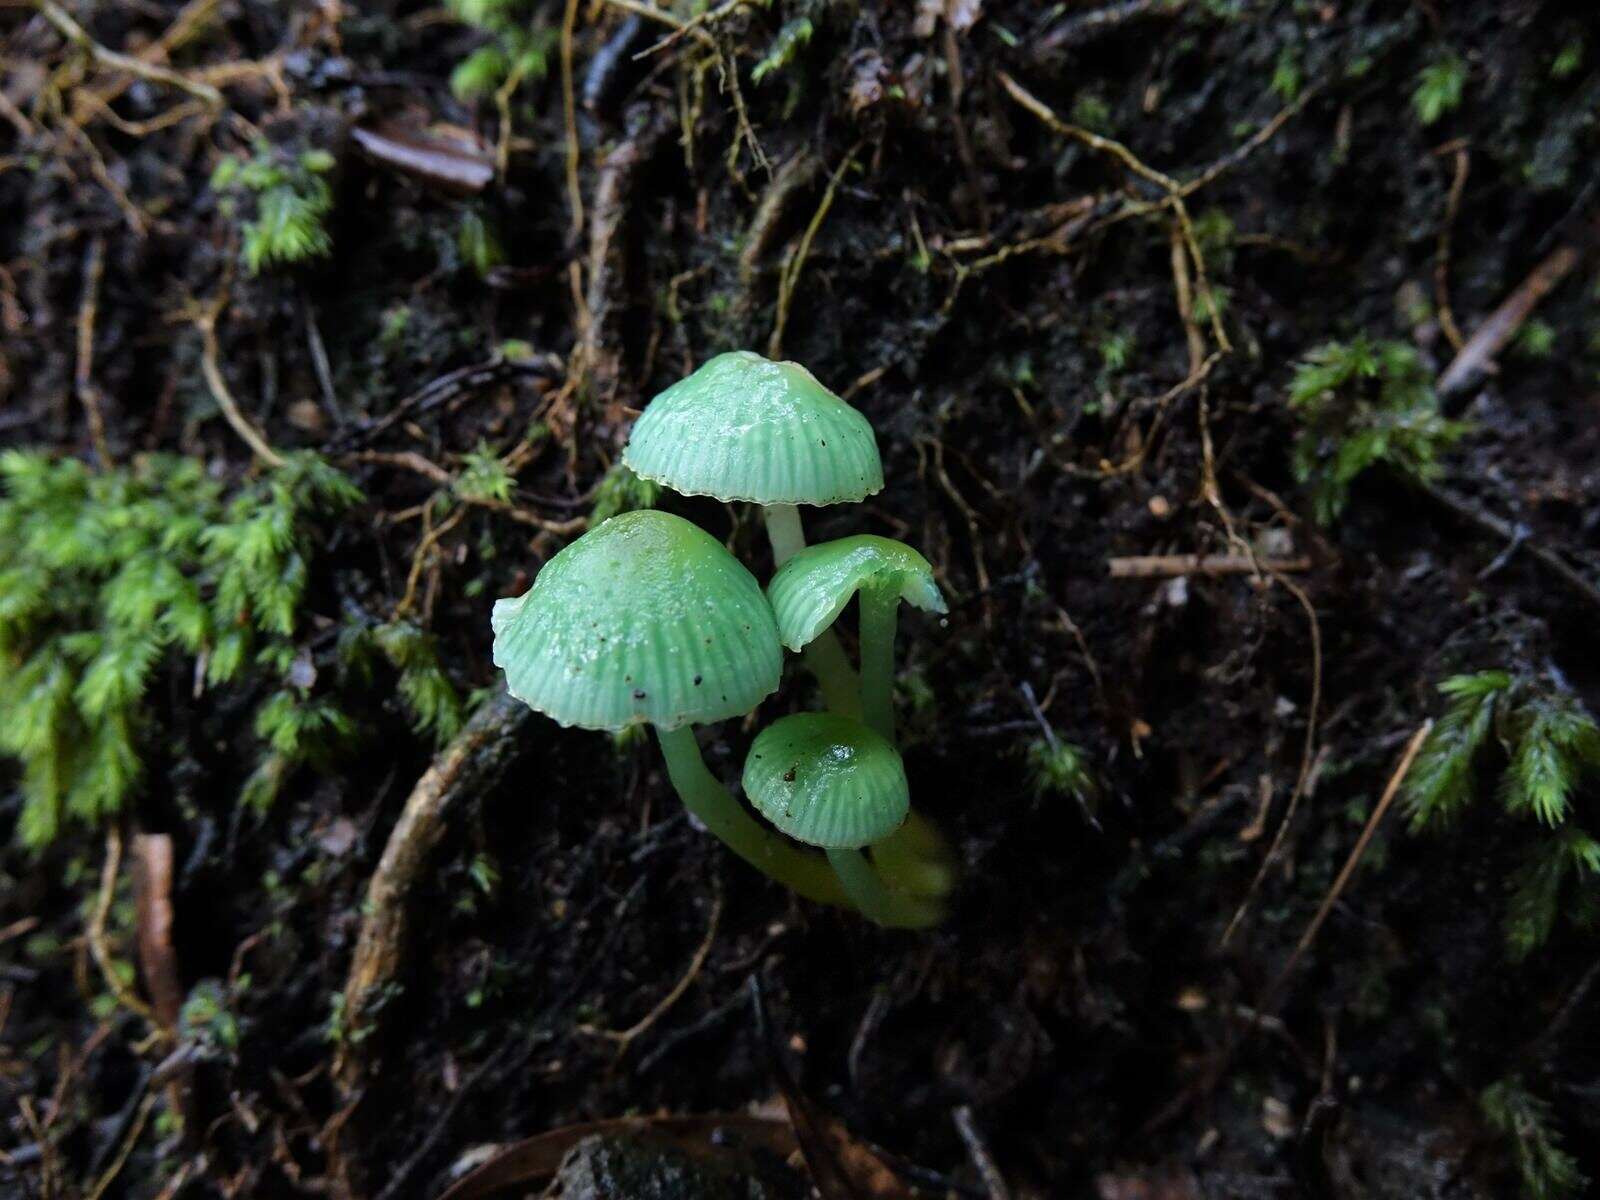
[34,0,223,106]
[193,293,284,468]
[952,1106,1011,1200]
[1256,722,1433,1017]
[560,0,582,239]
[769,148,855,358]
[1020,681,1100,832]
[1433,141,1470,352]
[1437,242,1582,397]
[576,891,720,1053]
[1108,554,1310,578]
[75,235,112,465]
[88,827,156,1024]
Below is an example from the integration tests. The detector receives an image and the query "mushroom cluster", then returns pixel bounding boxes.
[491,351,954,927]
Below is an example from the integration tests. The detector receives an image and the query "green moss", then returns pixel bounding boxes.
[587,463,661,524]
[1480,1078,1586,1200]
[1406,670,1600,958]
[0,452,361,844]
[1288,336,1469,523]
[1026,738,1097,809]
[446,0,556,102]
[1413,53,1467,125]
[752,18,814,85]
[211,142,336,274]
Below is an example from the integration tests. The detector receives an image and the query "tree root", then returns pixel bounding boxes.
[335,689,533,1090]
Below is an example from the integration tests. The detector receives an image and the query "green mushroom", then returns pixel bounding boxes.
[768,535,955,904]
[623,351,880,714]
[743,713,940,928]
[491,509,845,905]
[766,535,947,744]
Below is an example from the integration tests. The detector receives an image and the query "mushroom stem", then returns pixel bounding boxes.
[872,811,957,898]
[760,504,862,718]
[858,584,900,743]
[825,846,944,929]
[762,503,807,566]
[655,726,848,906]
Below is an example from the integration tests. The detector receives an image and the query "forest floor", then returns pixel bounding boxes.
[3,1,1600,1197]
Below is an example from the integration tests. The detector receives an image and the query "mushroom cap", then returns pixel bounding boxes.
[490,510,781,731]
[742,713,909,849]
[766,535,947,652]
[622,351,884,506]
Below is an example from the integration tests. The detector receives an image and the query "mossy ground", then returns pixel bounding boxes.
[2,2,1598,1197]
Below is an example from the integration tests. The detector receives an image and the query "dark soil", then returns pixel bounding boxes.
[3,1,1600,1198]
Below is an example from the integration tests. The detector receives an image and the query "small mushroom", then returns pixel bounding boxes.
[767,535,947,743]
[623,351,882,714]
[491,510,846,905]
[742,713,940,928]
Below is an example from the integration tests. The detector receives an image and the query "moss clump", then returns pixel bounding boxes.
[1480,1077,1586,1200]
[210,142,337,274]
[0,452,363,844]
[1405,670,1600,958]
[1288,336,1468,523]
[446,0,557,102]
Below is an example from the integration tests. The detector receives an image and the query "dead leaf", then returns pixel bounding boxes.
[351,121,495,195]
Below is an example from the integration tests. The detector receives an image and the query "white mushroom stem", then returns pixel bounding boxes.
[760,504,861,718]
[655,725,848,906]
[762,503,808,565]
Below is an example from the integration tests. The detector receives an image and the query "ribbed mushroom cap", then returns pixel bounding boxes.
[766,535,947,651]
[743,713,909,849]
[622,351,884,506]
[491,510,781,731]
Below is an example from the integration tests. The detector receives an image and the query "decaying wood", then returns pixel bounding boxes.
[336,689,533,1088]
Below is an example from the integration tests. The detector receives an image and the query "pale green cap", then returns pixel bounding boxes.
[766,535,947,651]
[491,510,781,731]
[743,713,909,848]
[622,351,884,506]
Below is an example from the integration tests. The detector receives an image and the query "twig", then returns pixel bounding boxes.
[75,235,111,465]
[302,299,342,424]
[327,354,559,452]
[1255,722,1433,1017]
[577,891,721,1053]
[1219,568,1322,948]
[1433,140,1470,352]
[131,834,182,1033]
[336,690,534,1089]
[88,827,156,1024]
[769,147,856,358]
[1179,81,1324,197]
[1020,681,1099,832]
[952,1107,1011,1200]
[560,0,583,239]
[34,0,223,106]
[633,0,751,57]
[193,293,284,468]
[84,1094,157,1200]
[997,71,1229,354]
[1437,242,1582,397]
[1108,554,1310,578]
[1410,477,1600,614]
